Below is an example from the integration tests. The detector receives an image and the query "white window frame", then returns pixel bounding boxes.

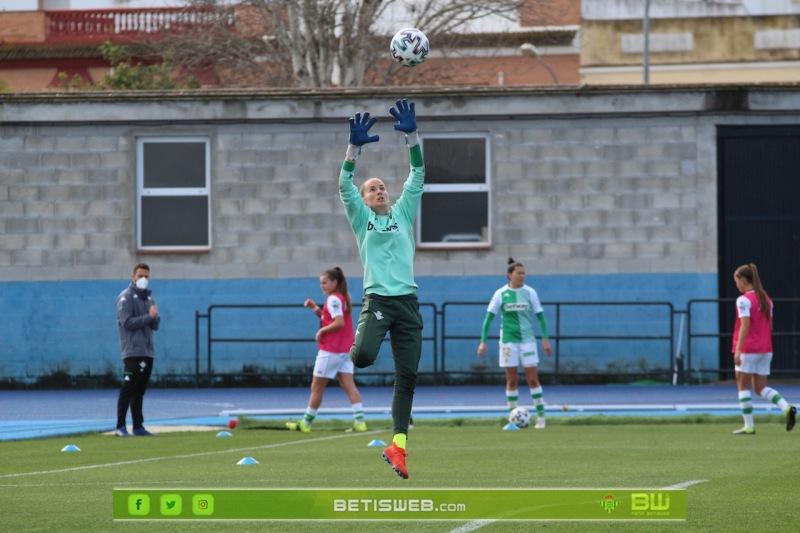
[136,136,211,252]
[417,133,492,250]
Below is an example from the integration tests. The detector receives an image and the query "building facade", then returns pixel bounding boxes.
[2,85,800,382]
[582,0,800,84]
[0,0,580,92]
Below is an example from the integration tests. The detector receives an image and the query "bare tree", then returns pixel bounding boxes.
[148,0,524,88]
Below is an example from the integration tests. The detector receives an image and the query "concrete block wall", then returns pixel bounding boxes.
[0,88,734,285]
[0,88,782,287]
[2,86,800,378]
[481,116,709,277]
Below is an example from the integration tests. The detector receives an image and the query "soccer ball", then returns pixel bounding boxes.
[508,407,531,428]
[390,28,429,67]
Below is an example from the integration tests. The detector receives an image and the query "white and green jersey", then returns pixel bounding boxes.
[486,284,545,343]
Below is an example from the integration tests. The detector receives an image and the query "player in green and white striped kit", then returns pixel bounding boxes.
[477,258,552,428]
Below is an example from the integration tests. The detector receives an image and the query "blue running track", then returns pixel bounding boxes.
[1,384,797,441]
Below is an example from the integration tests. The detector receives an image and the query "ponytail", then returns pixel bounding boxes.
[324,266,351,315]
[735,263,771,319]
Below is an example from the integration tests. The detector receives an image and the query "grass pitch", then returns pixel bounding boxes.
[1,415,797,532]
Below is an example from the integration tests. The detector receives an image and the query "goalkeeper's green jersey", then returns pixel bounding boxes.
[486,284,545,343]
[339,147,424,297]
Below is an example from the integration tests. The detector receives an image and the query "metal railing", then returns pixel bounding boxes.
[45,8,234,44]
[686,297,800,382]
[195,302,438,387]
[441,301,675,384]
[195,300,683,385]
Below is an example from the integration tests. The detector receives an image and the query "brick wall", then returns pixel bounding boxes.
[0,12,46,44]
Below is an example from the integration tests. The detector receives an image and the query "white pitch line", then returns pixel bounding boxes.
[447,480,709,532]
[0,430,383,479]
[664,479,708,489]
[448,520,495,533]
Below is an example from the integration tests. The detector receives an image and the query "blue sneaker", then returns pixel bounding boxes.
[114,426,130,437]
[132,427,156,436]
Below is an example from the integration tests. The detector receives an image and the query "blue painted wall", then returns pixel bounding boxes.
[0,273,719,381]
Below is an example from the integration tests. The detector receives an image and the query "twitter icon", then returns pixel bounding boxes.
[160,494,182,516]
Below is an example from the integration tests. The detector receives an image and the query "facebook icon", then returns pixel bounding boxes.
[128,494,150,515]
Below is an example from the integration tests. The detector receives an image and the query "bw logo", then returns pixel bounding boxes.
[631,493,670,511]
[373,311,384,321]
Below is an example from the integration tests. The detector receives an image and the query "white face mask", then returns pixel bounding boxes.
[135,277,149,291]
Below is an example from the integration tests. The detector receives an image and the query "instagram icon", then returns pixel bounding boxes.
[192,494,214,516]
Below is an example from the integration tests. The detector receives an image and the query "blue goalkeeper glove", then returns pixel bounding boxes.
[348,112,380,146]
[390,99,417,133]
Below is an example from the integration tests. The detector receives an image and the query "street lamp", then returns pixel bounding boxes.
[519,43,560,85]
[643,0,652,84]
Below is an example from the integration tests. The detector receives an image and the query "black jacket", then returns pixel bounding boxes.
[116,282,160,359]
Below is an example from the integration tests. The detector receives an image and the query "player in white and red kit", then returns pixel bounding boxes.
[286,267,367,433]
[731,263,795,435]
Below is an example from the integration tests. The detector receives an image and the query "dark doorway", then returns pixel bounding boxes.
[717,126,800,378]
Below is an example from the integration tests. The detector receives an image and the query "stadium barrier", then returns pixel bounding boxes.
[194,303,438,387]
[193,300,701,386]
[440,301,676,385]
[686,297,800,383]
[192,298,800,386]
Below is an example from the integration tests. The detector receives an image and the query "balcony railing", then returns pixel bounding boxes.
[46,8,234,44]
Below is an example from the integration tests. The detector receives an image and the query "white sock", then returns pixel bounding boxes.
[760,387,789,412]
[530,386,545,418]
[506,390,518,411]
[351,402,364,423]
[303,407,318,425]
[738,390,754,428]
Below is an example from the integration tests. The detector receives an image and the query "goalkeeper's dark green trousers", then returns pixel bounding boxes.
[350,293,423,436]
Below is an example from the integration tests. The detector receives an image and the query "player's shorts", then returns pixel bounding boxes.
[313,350,354,379]
[498,342,539,368]
[735,353,772,376]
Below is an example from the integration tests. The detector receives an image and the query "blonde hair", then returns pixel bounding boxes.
[359,178,384,197]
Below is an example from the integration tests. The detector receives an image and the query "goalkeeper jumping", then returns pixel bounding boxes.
[339,99,424,479]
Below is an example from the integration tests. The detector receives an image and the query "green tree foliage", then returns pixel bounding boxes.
[58,42,200,91]
[95,42,200,90]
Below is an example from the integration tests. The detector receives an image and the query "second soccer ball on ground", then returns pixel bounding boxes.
[508,406,531,428]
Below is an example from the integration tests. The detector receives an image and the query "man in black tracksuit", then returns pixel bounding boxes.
[115,262,160,437]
